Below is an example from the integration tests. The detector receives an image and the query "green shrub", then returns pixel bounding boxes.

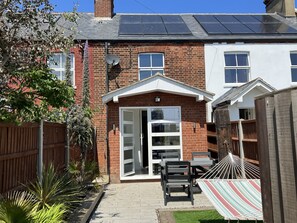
[27,164,82,210]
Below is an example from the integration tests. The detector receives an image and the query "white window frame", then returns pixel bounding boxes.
[290,51,297,83]
[138,53,164,80]
[239,108,255,120]
[48,53,75,86]
[224,52,250,85]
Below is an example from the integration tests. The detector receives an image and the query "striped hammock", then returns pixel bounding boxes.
[197,153,263,221]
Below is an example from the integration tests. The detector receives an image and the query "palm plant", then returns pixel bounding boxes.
[27,164,82,210]
[68,160,99,184]
[0,191,35,223]
[31,204,66,223]
[0,191,66,223]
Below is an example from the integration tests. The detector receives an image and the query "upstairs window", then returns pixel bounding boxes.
[224,52,250,84]
[48,53,75,85]
[138,53,164,80]
[290,52,297,82]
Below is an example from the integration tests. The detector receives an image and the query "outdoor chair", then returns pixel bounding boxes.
[160,152,180,189]
[161,152,180,161]
[163,161,194,206]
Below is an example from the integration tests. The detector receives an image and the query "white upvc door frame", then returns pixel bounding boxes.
[119,106,183,179]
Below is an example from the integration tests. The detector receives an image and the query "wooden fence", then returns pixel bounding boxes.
[207,119,259,165]
[0,122,66,194]
[256,87,297,223]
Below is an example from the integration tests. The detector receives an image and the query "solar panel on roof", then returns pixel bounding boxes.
[165,23,192,35]
[119,15,193,36]
[162,15,184,24]
[281,26,297,34]
[194,14,297,35]
[224,23,253,34]
[119,24,143,35]
[141,15,163,24]
[233,15,261,23]
[200,23,231,34]
[215,15,240,23]
[143,24,167,35]
[193,15,218,23]
[245,23,287,34]
[274,23,297,34]
[120,15,142,24]
[253,15,281,23]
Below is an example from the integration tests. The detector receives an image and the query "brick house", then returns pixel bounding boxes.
[51,0,297,183]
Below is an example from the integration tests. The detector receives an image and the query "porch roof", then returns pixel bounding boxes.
[212,77,276,108]
[102,74,214,103]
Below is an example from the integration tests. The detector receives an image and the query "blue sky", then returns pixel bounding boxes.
[50,0,269,13]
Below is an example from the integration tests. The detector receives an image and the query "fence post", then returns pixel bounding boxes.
[37,119,44,181]
[66,121,70,168]
[214,108,232,161]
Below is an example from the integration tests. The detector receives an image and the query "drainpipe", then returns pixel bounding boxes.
[105,42,110,179]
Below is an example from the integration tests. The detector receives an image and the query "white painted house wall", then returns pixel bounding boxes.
[205,43,297,121]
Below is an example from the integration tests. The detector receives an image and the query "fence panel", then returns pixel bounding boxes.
[207,119,258,164]
[0,122,66,193]
[256,87,297,223]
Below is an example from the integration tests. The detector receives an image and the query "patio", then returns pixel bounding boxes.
[89,182,213,223]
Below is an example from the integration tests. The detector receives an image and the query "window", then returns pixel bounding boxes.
[150,108,181,150]
[290,52,297,82]
[224,52,250,84]
[48,53,75,85]
[138,53,164,80]
[239,108,255,120]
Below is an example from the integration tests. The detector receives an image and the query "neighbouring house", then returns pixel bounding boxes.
[50,0,297,182]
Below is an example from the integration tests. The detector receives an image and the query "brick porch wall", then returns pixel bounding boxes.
[88,42,206,179]
[107,92,207,183]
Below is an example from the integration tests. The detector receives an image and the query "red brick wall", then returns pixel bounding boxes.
[107,43,205,90]
[79,42,206,180]
[107,92,207,183]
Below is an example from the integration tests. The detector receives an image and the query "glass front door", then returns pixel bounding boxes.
[120,107,182,179]
[122,110,135,176]
[148,107,182,176]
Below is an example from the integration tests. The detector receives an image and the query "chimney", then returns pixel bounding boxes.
[94,0,114,19]
[264,0,296,17]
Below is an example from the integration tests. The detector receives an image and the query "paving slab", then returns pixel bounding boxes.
[89,182,213,223]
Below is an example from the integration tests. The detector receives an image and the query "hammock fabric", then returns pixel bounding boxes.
[198,179,263,221]
[197,153,263,221]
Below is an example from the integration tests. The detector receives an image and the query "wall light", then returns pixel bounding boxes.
[112,123,116,134]
[193,122,196,132]
[155,96,161,103]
